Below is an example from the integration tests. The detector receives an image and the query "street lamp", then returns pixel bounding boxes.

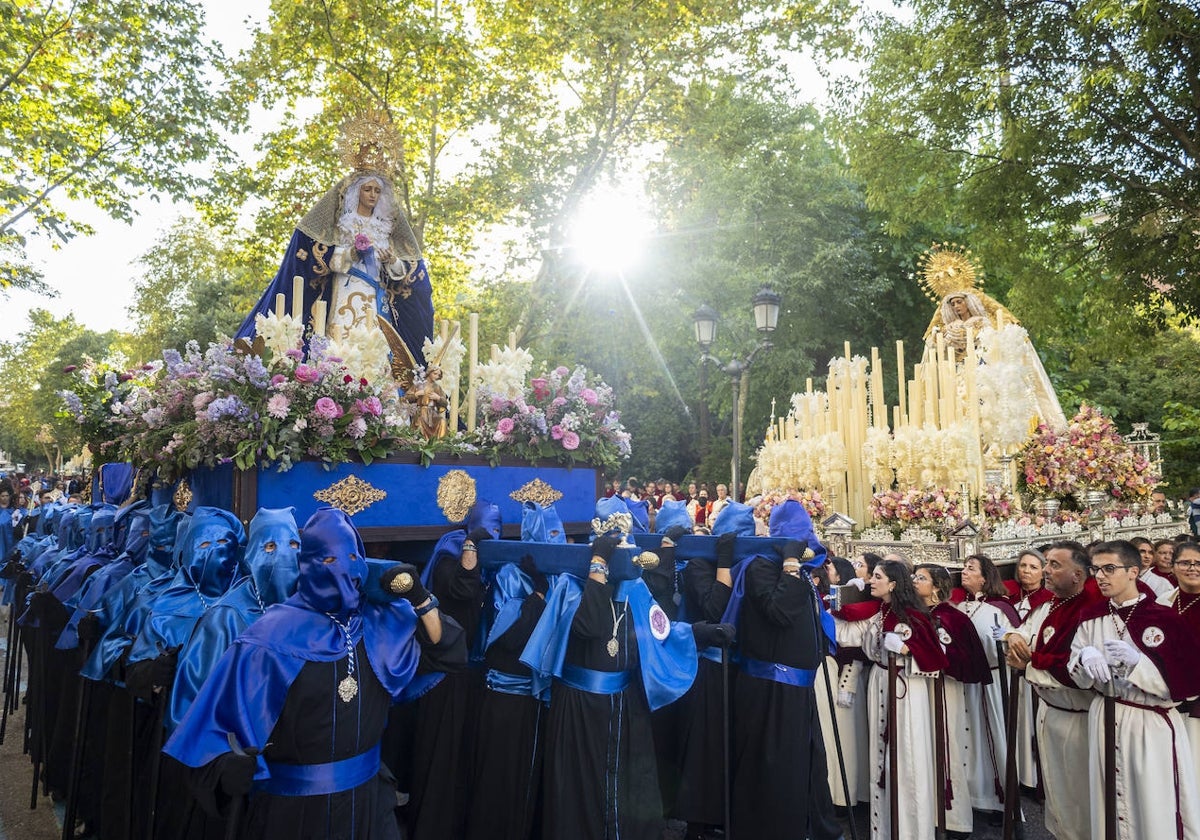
[693,287,781,501]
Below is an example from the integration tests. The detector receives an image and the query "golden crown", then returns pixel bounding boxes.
[917,242,983,302]
[337,109,402,177]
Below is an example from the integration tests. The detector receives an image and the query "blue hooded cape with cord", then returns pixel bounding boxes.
[164,507,441,775]
[720,499,836,653]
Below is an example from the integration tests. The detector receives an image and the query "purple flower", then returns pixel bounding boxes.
[561,430,580,451]
[285,348,304,360]
[204,395,249,421]
[580,388,598,406]
[347,417,368,439]
[313,397,343,420]
[490,396,509,413]
[354,233,372,251]
[295,364,320,383]
[270,374,287,386]
[497,417,515,435]
[554,366,569,376]
[550,424,564,440]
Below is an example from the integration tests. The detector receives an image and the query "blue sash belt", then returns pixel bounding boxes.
[486,668,533,696]
[700,646,724,665]
[559,664,631,695]
[741,656,816,688]
[255,744,381,797]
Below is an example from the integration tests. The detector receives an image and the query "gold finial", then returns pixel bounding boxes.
[917,242,982,299]
[337,109,402,177]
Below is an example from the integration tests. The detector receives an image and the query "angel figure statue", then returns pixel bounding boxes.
[406,366,449,440]
[236,111,434,385]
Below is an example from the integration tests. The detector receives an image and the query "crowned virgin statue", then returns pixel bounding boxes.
[236,111,434,379]
[920,244,1067,432]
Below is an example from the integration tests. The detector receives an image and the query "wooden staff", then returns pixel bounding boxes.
[887,651,900,840]
[934,673,948,840]
[995,618,1011,729]
[1002,667,1022,840]
[1104,694,1117,840]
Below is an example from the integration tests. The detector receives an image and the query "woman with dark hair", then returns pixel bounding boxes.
[915,564,992,839]
[825,556,855,588]
[836,561,948,839]
[957,553,1020,822]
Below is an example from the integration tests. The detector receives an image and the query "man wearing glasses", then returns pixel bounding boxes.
[1069,540,1200,839]
[1005,540,1101,840]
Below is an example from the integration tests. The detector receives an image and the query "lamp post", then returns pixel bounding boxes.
[693,287,782,501]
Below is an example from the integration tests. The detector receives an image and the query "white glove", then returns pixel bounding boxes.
[989,624,1007,642]
[1104,639,1142,669]
[883,632,905,655]
[845,578,866,591]
[1079,645,1112,684]
[836,689,855,708]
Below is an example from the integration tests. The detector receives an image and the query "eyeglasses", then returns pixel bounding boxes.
[851,561,866,569]
[1090,563,1132,577]
[1173,560,1200,570]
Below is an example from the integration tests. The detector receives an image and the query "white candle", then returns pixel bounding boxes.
[291,276,304,319]
[466,314,479,433]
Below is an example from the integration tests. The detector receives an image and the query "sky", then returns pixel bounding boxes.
[3,2,869,342]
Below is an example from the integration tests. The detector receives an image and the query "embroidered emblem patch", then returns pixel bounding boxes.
[1043,626,1056,643]
[895,622,913,641]
[1142,626,1165,648]
[649,604,670,641]
[937,627,952,645]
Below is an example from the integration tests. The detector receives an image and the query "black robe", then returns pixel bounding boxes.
[406,555,484,840]
[672,557,732,826]
[192,619,464,840]
[466,593,547,840]
[541,579,664,840]
[731,558,841,840]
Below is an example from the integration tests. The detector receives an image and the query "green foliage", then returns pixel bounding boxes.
[840,0,1200,325]
[0,0,234,289]
[123,219,263,364]
[0,309,116,466]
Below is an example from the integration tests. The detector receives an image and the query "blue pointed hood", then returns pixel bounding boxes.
[242,507,301,606]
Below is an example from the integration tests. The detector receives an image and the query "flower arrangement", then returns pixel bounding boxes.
[475,364,631,472]
[59,313,632,477]
[869,486,962,532]
[753,488,827,525]
[1019,403,1158,500]
[981,484,1015,519]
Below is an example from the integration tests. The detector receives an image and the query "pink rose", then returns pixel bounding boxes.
[270,374,287,386]
[313,397,343,420]
[550,424,564,440]
[354,233,372,251]
[580,388,598,405]
[355,396,383,417]
[497,417,515,435]
[551,397,566,408]
[295,364,320,383]
[561,430,580,451]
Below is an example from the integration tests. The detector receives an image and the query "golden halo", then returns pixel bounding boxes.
[918,243,982,301]
[337,109,402,178]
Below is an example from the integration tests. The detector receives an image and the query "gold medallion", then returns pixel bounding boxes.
[338,675,359,703]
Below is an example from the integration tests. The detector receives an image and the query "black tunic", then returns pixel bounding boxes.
[407,555,484,840]
[466,592,547,840]
[672,557,732,826]
[542,579,664,840]
[731,557,841,840]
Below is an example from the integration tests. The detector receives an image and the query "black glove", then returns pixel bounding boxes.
[215,751,258,799]
[692,621,736,649]
[148,646,181,689]
[520,554,549,597]
[776,540,806,563]
[17,571,35,590]
[591,532,622,563]
[26,590,57,620]
[662,524,689,544]
[466,526,494,545]
[77,614,102,648]
[380,562,432,607]
[716,532,736,569]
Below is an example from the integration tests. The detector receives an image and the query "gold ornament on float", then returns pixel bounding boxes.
[509,478,564,507]
[313,475,388,516]
[437,470,477,523]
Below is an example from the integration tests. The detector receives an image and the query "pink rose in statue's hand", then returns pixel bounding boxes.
[496,417,515,436]
[294,364,321,383]
[354,233,372,252]
[313,397,343,420]
[561,430,580,451]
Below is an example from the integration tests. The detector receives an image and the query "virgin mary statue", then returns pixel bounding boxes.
[236,112,434,372]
